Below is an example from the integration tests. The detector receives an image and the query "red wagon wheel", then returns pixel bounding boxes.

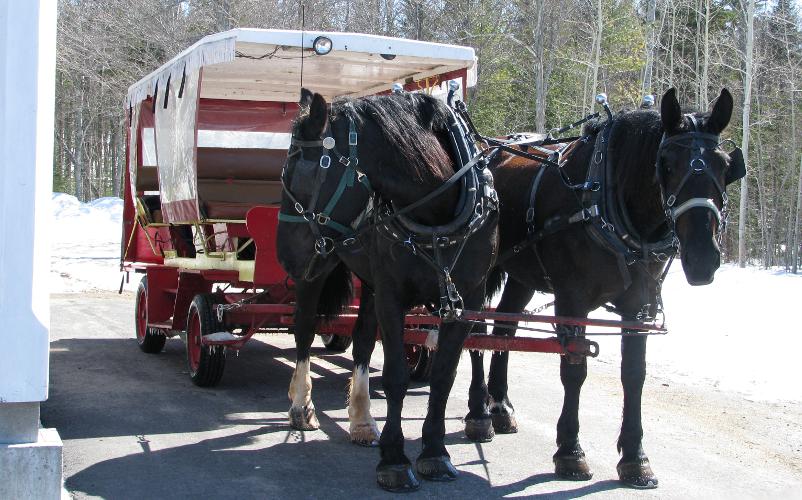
[406,343,433,382]
[185,294,226,387]
[320,334,353,352]
[134,276,167,354]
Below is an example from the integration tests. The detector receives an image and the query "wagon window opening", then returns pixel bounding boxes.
[195,100,298,221]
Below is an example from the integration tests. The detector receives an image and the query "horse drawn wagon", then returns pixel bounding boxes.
[119,26,749,492]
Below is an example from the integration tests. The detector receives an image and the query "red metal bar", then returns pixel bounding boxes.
[461,310,666,333]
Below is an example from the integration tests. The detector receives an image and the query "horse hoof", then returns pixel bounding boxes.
[350,423,380,447]
[491,412,518,434]
[416,456,458,482]
[288,405,319,431]
[464,417,495,443]
[376,464,420,492]
[553,451,593,481]
[617,458,659,489]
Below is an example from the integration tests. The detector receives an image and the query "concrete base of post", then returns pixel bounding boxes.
[0,407,64,500]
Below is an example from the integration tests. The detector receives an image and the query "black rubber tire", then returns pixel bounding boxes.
[407,345,434,382]
[185,294,226,387]
[320,334,353,352]
[135,276,167,354]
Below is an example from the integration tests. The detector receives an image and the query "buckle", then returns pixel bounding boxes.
[339,156,351,167]
[294,202,304,214]
[666,194,676,207]
[342,237,357,247]
[319,155,331,169]
[526,207,535,223]
[314,237,335,256]
[316,213,330,225]
[349,132,358,146]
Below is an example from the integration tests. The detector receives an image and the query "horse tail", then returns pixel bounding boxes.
[484,266,507,304]
[316,262,354,320]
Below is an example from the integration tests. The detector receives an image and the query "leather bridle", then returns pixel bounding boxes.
[655,115,736,240]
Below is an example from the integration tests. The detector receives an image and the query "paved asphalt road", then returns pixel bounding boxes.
[45,292,802,499]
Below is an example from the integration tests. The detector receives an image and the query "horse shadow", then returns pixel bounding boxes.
[44,336,630,498]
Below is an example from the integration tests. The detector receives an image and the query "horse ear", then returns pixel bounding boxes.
[299,88,314,109]
[660,88,682,133]
[708,88,733,135]
[302,92,328,138]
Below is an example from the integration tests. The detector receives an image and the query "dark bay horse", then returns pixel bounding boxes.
[464,88,744,488]
[277,89,498,492]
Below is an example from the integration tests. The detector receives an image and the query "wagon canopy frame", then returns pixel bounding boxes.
[125,28,478,227]
[126,29,478,106]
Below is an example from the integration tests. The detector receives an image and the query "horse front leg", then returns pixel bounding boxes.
[552,297,593,481]
[417,288,484,482]
[348,286,380,446]
[617,331,658,488]
[374,288,419,492]
[486,278,535,435]
[288,278,327,431]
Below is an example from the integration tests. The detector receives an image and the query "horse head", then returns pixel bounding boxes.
[657,88,745,285]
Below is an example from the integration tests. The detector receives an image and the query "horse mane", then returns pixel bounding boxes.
[332,93,454,183]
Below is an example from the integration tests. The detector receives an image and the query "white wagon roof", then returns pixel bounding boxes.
[126,29,477,105]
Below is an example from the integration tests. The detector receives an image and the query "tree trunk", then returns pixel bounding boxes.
[588,0,603,113]
[642,0,657,96]
[701,0,710,106]
[738,0,756,268]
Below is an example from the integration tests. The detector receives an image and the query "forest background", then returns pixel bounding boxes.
[55,0,802,270]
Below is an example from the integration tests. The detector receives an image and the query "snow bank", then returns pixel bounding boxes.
[526,264,802,403]
[50,193,134,293]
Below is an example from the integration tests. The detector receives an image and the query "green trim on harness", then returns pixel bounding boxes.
[278,117,371,239]
[278,212,353,234]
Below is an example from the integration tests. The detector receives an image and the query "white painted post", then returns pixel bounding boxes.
[0,1,63,498]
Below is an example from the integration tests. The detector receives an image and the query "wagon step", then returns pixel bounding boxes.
[201,331,255,349]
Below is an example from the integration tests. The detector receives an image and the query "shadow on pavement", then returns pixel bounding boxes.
[44,336,629,498]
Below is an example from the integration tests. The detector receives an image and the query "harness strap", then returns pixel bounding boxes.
[525,165,548,230]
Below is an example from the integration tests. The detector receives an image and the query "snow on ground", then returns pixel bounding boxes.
[539,264,802,403]
[50,192,802,401]
[50,193,137,293]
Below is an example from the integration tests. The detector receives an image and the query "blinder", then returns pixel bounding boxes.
[725,145,746,185]
[290,156,325,198]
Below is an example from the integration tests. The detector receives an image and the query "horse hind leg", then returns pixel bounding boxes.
[464,349,494,443]
[486,278,535,435]
[348,287,380,446]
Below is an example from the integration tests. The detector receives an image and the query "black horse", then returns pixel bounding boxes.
[464,88,744,488]
[277,89,498,491]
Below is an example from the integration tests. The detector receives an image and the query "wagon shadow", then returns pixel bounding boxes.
[64,426,382,499]
[45,337,630,498]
